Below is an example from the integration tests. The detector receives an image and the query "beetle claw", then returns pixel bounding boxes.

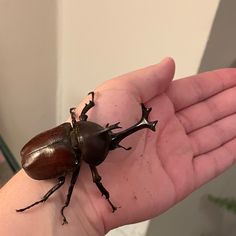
[61,206,69,225]
[117,144,132,151]
[62,218,68,225]
[79,92,95,121]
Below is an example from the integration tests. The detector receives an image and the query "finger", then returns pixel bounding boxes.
[189,113,236,156]
[177,86,236,133]
[167,68,236,111]
[99,57,175,103]
[193,138,236,188]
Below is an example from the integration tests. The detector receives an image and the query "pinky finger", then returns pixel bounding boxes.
[193,138,236,188]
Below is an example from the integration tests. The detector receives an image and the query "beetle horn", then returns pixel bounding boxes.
[109,103,158,150]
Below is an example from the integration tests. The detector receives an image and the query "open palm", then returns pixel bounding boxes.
[75,58,236,232]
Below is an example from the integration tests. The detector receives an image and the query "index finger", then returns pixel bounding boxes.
[167,68,236,111]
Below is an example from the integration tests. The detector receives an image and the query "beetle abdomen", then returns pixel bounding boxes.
[21,123,78,180]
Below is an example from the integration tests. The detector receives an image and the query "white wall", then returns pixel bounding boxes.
[57,1,220,235]
[57,0,219,121]
[0,0,57,159]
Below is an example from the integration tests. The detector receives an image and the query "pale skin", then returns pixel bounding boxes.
[1,58,236,236]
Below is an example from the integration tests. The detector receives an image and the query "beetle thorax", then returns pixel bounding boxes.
[75,121,111,166]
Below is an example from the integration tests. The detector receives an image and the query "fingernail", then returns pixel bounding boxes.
[159,57,174,65]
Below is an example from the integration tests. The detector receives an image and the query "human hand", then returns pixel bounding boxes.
[1,58,236,236]
[73,58,236,233]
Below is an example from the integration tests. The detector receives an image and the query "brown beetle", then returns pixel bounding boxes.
[16,92,157,224]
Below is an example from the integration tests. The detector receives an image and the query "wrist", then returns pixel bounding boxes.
[0,170,105,236]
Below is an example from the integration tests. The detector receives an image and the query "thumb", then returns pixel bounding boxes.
[100,57,175,103]
[123,57,175,102]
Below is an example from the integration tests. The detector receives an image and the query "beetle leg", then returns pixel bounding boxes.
[116,144,132,150]
[89,165,117,212]
[16,176,65,212]
[70,108,77,127]
[109,103,158,150]
[60,165,80,225]
[79,92,95,121]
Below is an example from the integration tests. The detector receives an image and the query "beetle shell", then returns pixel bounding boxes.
[77,121,111,166]
[21,123,78,180]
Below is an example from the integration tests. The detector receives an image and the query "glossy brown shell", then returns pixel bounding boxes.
[21,123,77,180]
[77,121,111,166]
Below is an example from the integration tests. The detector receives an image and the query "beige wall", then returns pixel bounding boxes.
[0,0,57,159]
[57,0,219,122]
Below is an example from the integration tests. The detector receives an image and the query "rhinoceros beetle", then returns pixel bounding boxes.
[16,92,157,224]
